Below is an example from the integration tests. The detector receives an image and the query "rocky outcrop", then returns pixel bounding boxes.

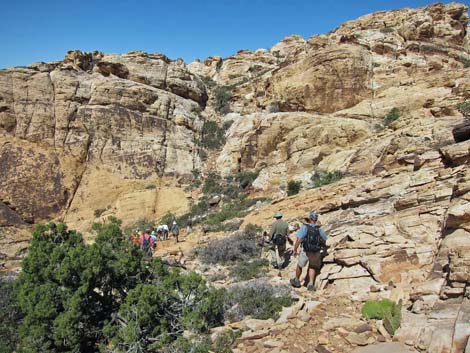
[217,112,371,187]
[0,50,204,231]
[2,3,470,351]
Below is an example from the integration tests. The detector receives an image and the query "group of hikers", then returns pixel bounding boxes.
[129,221,181,256]
[266,210,327,291]
[128,210,326,291]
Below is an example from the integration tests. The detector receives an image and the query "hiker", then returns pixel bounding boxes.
[157,224,166,240]
[156,224,163,239]
[290,211,327,291]
[268,211,290,269]
[129,229,138,245]
[140,230,152,258]
[186,217,193,234]
[150,230,158,251]
[171,221,180,243]
[162,224,169,240]
[137,230,144,245]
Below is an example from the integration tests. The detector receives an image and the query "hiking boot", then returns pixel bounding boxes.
[307,284,316,291]
[290,277,301,288]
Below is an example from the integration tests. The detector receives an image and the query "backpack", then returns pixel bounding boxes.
[302,225,325,252]
[272,233,287,246]
[142,234,150,249]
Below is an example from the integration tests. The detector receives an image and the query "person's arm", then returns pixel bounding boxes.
[319,227,327,242]
[293,225,306,256]
[293,237,302,256]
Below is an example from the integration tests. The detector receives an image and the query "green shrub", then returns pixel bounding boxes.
[168,330,241,353]
[362,299,402,335]
[380,27,394,34]
[12,220,224,353]
[362,299,392,319]
[0,280,21,353]
[311,170,343,188]
[457,55,470,68]
[383,301,402,336]
[124,218,155,235]
[200,76,216,88]
[175,198,211,227]
[160,212,177,226]
[201,121,226,150]
[383,107,400,127]
[212,329,242,353]
[243,223,263,238]
[202,171,223,194]
[214,86,232,114]
[205,198,266,226]
[457,100,470,118]
[224,281,294,321]
[287,180,302,196]
[185,169,202,191]
[237,170,259,189]
[223,120,234,131]
[94,208,107,218]
[230,259,269,281]
[199,148,208,161]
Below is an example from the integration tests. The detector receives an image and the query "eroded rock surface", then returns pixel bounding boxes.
[2,3,470,352]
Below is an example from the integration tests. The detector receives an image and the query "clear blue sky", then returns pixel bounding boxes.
[1,0,460,69]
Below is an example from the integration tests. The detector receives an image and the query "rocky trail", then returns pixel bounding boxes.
[2,2,470,352]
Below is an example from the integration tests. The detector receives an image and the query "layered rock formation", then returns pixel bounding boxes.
[1,2,470,352]
[0,50,205,240]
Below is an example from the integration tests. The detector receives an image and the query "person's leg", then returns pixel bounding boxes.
[307,252,321,290]
[296,265,302,280]
[307,268,316,286]
[278,243,286,268]
[291,250,307,287]
[269,247,278,268]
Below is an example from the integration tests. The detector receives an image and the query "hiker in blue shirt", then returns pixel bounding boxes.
[290,211,327,291]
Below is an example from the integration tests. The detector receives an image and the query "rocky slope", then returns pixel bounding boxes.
[1,2,470,352]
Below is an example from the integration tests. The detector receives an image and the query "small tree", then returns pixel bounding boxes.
[13,219,225,353]
[287,180,302,196]
[214,86,232,114]
[457,100,470,118]
[0,281,21,353]
[201,121,226,150]
[383,107,400,127]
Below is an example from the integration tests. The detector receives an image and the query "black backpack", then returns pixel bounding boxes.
[272,233,287,246]
[302,225,325,252]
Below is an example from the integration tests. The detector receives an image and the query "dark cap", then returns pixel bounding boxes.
[304,211,318,222]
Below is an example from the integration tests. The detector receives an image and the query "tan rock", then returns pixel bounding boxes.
[240,330,270,340]
[244,319,275,332]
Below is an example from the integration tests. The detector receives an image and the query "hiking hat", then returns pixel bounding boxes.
[304,211,318,222]
[274,211,283,219]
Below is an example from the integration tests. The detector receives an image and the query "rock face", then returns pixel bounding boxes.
[217,112,371,187]
[2,3,470,352]
[0,50,203,234]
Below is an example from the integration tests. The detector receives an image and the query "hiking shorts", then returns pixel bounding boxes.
[298,249,322,270]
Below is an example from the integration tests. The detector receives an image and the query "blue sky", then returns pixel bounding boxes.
[1,0,459,69]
